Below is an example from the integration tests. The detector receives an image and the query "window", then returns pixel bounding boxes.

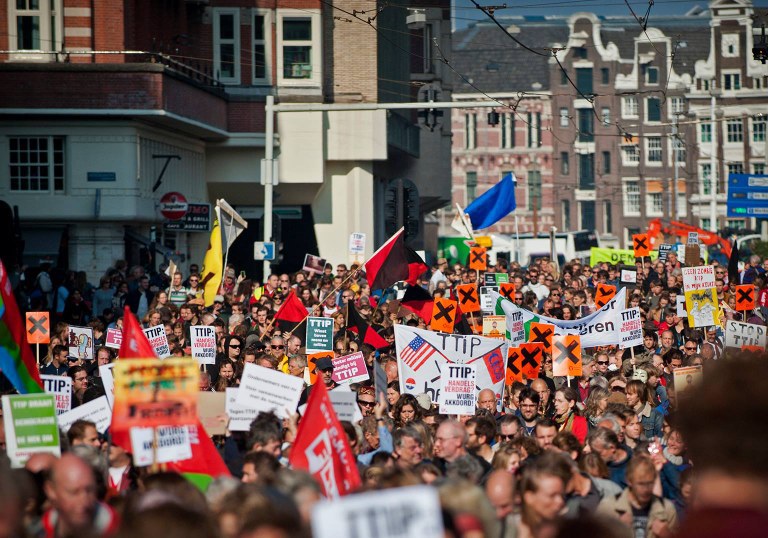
[700,123,712,143]
[560,69,568,86]
[575,47,588,59]
[672,138,686,163]
[677,193,687,218]
[580,201,596,230]
[579,153,595,189]
[575,68,593,95]
[646,98,661,122]
[560,152,570,175]
[601,67,610,84]
[213,8,241,84]
[603,200,612,234]
[465,113,477,149]
[727,119,743,143]
[647,193,664,216]
[700,218,711,230]
[466,171,477,202]
[645,66,659,84]
[8,0,62,57]
[723,72,741,91]
[527,112,541,148]
[559,108,569,128]
[622,144,640,165]
[562,200,571,230]
[601,107,611,126]
[9,136,65,192]
[728,163,744,176]
[722,34,739,57]
[701,164,713,195]
[755,77,764,90]
[753,117,766,142]
[421,24,433,73]
[500,113,515,149]
[646,137,662,164]
[623,180,641,216]
[528,171,542,210]
[754,163,766,175]
[602,151,611,174]
[578,109,593,142]
[277,10,321,86]
[726,219,746,230]
[670,97,685,116]
[252,11,272,84]
[622,96,638,118]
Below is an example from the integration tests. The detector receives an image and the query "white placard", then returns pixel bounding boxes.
[439,364,477,415]
[311,485,444,538]
[235,363,304,419]
[480,286,499,313]
[143,326,171,358]
[621,270,637,284]
[130,425,192,467]
[676,295,686,317]
[99,363,115,409]
[328,390,364,423]
[190,325,217,365]
[348,232,366,255]
[724,320,768,349]
[687,232,699,245]
[619,308,643,349]
[682,266,716,292]
[40,375,72,415]
[68,326,95,361]
[225,388,258,432]
[57,396,112,434]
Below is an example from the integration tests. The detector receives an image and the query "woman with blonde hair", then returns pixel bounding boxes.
[584,386,611,428]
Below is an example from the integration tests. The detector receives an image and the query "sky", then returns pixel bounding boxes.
[453,0,768,29]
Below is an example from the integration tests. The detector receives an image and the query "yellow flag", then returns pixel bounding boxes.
[201,208,223,307]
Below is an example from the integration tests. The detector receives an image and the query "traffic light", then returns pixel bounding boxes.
[417,85,444,132]
[384,178,420,242]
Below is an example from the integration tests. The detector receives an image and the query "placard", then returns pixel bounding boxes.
[306,317,334,353]
[685,288,720,328]
[439,364,477,415]
[40,374,72,415]
[456,284,481,314]
[68,326,94,361]
[100,363,115,408]
[236,363,304,419]
[348,233,366,255]
[619,308,643,349]
[676,295,686,317]
[682,266,716,291]
[105,328,122,349]
[482,315,505,339]
[2,394,60,467]
[332,351,370,385]
[112,358,198,429]
[430,298,457,333]
[620,270,637,284]
[674,366,703,398]
[480,286,499,313]
[658,243,674,263]
[130,425,193,466]
[303,254,327,274]
[724,320,767,349]
[25,312,50,344]
[198,392,227,436]
[328,390,364,422]
[143,326,171,359]
[311,485,444,538]
[225,387,257,432]
[552,334,582,377]
[190,325,217,365]
[57,396,112,434]
[687,232,699,245]
[483,273,509,286]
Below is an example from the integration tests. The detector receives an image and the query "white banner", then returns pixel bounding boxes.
[190,326,217,365]
[494,288,627,349]
[724,320,768,349]
[395,325,506,405]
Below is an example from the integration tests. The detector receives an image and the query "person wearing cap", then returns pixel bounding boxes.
[40,344,69,376]
[316,357,337,390]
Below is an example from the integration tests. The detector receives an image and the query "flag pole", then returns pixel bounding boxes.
[514,213,520,264]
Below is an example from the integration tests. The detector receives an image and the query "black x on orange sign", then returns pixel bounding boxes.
[552,335,582,377]
[528,322,554,355]
[469,247,487,271]
[25,312,50,344]
[735,285,755,310]
[506,347,523,385]
[456,284,480,313]
[519,342,544,379]
[499,283,516,301]
[430,297,457,333]
[633,234,650,257]
[595,283,617,309]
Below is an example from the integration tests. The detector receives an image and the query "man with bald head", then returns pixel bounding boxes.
[42,453,118,538]
[530,378,554,418]
[485,470,516,525]
[477,388,500,418]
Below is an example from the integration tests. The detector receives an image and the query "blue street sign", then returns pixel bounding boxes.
[254,241,276,261]
[727,173,768,217]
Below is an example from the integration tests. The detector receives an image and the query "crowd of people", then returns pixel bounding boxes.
[1,248,767,538]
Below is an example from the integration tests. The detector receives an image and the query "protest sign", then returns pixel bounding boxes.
[40,374,72,414]
[143,326,171,359]
[674,366,703,398]
[439,364,477,415]
[734,285,756,311]
[303,254,326,274]
[496,287,626,348]
[725,320,767,349]
[373,359,388,405]
[456,284,480,314]
[480,286,499,313]
[68,326,94,361]
[332,351,369,385]
[105,328,122,349]
[225,388,258,432]
[658,243,674,262]
[236,363,304,419]
[25,312,50,344]
[498,282,515,301]
[619,308,643,349]
[482,315,505,339]
[684,244,701,267]
[682,266,715,291]
[483,273,509,286]
[632,234,651,257]
[311,485,444,538]
[112,358,198,429]
[506,347,524,385]
[595,283,617,309]
[130,425,193,466]
[430,298,457,333]
[190,325,216,365]
[685,288,720,328]
[676,296,686,318]
[328,390,364,423]
[518,342,544,379]
[620,270,637,284]
[198,392,227,436]
[687,232,699,244]
[469,246,487,271]
[306,317,334,353]
[348,232,366,255]
[552,335,582,377]
[100,363,115,408]
[57,396,112,434]
[307,351,334,386]
[395,326,506,404]
[529,322,554,355]
[2,394,60,467]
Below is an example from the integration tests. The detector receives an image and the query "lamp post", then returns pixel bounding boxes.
[709,82,721,233]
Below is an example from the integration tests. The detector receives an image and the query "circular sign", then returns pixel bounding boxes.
[159,192,188,220]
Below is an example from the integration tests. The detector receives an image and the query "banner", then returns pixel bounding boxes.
[68,326,94,361]
[590,247,657,267]
[439,364,477,415]
[2,394,60,467]
[40,374,72,414]
[306,317,334,353]
[724,320,767,349]
[395,325,507,405]
[143,326,171,359]
[495,287,627,349]
[190,326,217,365]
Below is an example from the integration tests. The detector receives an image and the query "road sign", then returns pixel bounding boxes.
[254,241,276,261]
[727,173,768,217]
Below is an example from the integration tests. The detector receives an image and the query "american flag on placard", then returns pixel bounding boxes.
[400,335,437,371]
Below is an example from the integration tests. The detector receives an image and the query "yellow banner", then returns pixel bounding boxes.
[590,247,658,267]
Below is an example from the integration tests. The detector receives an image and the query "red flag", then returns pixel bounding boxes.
[274,291,309,338]
[347,304,389,349]
[363,228,409,290]
[119,306,156,359]
[405,246,428,286]
[289,380,361,497]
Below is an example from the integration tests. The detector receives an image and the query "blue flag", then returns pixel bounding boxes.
[464,173,517,230]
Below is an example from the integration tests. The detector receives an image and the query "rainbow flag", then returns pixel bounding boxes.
[0,261,43,394]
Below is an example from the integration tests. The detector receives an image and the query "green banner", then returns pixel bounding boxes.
[589,247,659,267]
[2,394,60,467]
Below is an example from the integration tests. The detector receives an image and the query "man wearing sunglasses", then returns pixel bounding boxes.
[356,385,376,417]
[269,336,289,374]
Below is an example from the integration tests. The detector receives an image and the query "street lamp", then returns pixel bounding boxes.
[709,82,722,233]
